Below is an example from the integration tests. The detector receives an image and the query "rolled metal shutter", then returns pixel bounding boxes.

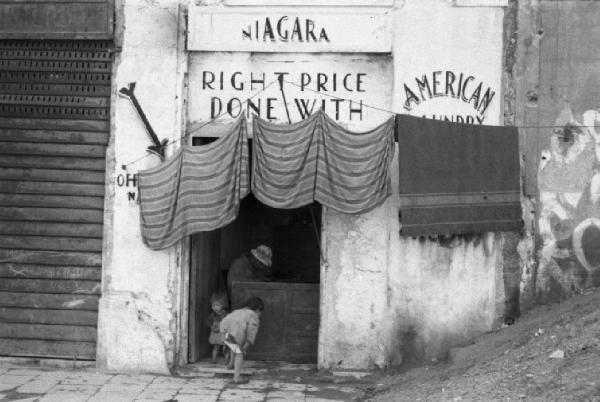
[0,40,111,360]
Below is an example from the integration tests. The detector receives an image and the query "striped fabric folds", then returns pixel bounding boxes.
[252,111,395,214]
[138,117,249,250]
[252,112,321,209]
[319,113,395,213]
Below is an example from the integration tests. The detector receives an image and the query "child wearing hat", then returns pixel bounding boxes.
[206,292,229,361]
[220,297,264,383]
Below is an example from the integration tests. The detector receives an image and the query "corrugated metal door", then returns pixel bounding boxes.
[0,40,111,360]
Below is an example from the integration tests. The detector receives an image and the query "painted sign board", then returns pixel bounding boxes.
[187,53,393,134]
[187,6,391,53]
[393,6,504,125]
[0,0,113,39]
[400,70,498,125]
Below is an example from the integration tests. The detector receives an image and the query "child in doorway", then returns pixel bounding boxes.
[220,297,264,384]
[206,292,229,362]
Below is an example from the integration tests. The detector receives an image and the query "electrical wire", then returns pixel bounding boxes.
[122,78,278,167]
[121,77,600,168]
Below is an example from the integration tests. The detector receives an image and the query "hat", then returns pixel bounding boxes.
[210,291,228,306]
[251,245,272,267]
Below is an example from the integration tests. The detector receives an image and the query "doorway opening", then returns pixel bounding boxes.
[188,194,321,364]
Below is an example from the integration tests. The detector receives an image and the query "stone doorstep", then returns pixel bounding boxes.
[180,360,315,377]
[331,369,372,379]
[179,366,258,376]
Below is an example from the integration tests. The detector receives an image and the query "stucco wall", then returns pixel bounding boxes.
[98,0,528,373]
[320,0,515,369]
[98,0,187,374]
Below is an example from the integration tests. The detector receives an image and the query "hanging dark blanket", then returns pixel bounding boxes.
[138,117,249,250]
[252,111,395,214]
[395,114,523,236]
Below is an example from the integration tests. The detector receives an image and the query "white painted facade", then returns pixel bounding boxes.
[99,0,517,373]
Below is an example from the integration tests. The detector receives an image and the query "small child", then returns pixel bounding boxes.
[220,297,264,384]
[206,292,229,361]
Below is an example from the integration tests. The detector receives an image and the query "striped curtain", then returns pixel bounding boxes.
[252,112,321,209]
[252,111,395,214]
[138,117,249,250]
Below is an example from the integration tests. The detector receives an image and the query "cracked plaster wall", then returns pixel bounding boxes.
[97,0,187,374]
[319,0,516,369]
[98,0,529,373]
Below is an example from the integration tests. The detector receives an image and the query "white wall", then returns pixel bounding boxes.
[98,0,187,373]
[98,0,514,372]
[320,0,510,369]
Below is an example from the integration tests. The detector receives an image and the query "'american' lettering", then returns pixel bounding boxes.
[403,71,495,115]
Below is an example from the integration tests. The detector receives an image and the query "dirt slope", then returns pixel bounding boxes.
[371,288,600,401]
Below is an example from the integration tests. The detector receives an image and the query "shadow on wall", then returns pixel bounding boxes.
[391,322,479,369]
[538,106,600,302]
[398,325,425,367]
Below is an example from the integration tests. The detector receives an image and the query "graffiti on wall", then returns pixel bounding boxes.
[538,107,600,298]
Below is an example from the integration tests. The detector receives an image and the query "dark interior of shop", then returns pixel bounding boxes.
[188,139,322,363]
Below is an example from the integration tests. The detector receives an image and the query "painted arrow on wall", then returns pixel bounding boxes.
[118,82,169,161]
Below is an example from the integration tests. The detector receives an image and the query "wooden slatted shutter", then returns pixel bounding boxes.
[0,40,111,360]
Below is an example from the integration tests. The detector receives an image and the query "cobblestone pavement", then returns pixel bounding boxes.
[0,367,362,402]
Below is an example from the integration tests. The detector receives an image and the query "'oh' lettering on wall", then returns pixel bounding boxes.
[116,172,138,202]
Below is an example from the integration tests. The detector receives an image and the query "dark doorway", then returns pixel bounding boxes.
[188,194,321,363]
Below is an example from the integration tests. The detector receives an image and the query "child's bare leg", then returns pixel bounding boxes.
[227,350,234,369]
[223,346,230,362]
[233,353,244,382]
[211,345,219,361]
